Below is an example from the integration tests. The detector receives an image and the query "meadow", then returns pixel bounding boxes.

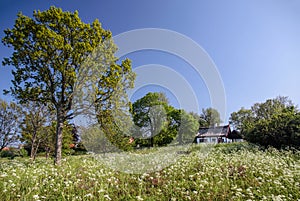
[0,143,300,201]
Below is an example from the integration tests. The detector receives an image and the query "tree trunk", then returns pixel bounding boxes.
[45,147,50,159]
[30,132,36,160]
[178,133,183,145]
[54,109,64,165]
[150,137,154,147]
[33,139,41,161]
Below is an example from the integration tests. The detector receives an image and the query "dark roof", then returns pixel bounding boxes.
[196,125,231,138]
[227,130,243,139]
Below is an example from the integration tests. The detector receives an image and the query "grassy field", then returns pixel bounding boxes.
[1,143,300,201]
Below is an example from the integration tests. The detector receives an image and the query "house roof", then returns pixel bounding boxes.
[227,130,243,139]
[196,125,231,138]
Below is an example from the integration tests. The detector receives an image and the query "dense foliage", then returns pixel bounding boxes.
[230,96,300,149]
[199,107,222,127]
[130,92,199,147]
[131,92,175,147]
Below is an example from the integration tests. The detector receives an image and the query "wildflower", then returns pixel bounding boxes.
[84,193,93,198]
[98,189,105,193]
[104,194,111,200]
[136,196,144,200]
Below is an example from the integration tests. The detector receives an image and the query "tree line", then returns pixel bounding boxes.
[230,96,300,149]
[0,93,222,158]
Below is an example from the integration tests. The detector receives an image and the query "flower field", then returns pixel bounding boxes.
[1,143,300,201]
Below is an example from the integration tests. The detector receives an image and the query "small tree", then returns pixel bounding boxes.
[80,124,117,154]
[20,102,54,160]
[0,99,21,150]
[177,111,199,145]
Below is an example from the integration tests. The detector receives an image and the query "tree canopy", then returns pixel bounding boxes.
[200,107,221,127]
[230,96,300,149]
[2,6,135,164]
[177,110,199,145]
[131,92,170,147]
[0,99,21,150]
[130,92,199,147]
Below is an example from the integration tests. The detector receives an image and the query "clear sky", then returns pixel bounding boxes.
[1,0,300,122]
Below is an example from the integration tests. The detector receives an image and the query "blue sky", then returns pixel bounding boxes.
[1,0,300,122]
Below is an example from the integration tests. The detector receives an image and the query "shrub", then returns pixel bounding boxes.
[0,150,15,159]
[19,148,28,157]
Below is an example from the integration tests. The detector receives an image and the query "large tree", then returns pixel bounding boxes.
[131,92,169,147]
[249,106,300,149]
[130,92,200,147]
[2,7,135,164]
[0,99,21,150]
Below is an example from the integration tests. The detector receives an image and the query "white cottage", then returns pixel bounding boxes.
[194,124,242,144]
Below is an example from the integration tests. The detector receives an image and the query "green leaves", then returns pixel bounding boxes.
[2,6,135,164]
[230,107,254,133]
[230,96,300,149]
[200,107,222,127]
[130,92,199,147]
[2,6,112,108]
[131,92,172,147]
[177,110,199,144]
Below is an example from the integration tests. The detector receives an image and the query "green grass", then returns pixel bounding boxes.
[1,143,300,200]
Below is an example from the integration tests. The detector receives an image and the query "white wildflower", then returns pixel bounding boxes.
[104,194,111,200]
[98,189,105,193]
[84,193,93,198]
[136,195,144,200]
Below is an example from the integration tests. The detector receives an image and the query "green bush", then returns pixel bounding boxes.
[18,148,28,157]
[0,150,15,159]
[214,142,260,154]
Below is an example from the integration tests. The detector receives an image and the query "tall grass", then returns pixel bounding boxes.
[1,143,299,200]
